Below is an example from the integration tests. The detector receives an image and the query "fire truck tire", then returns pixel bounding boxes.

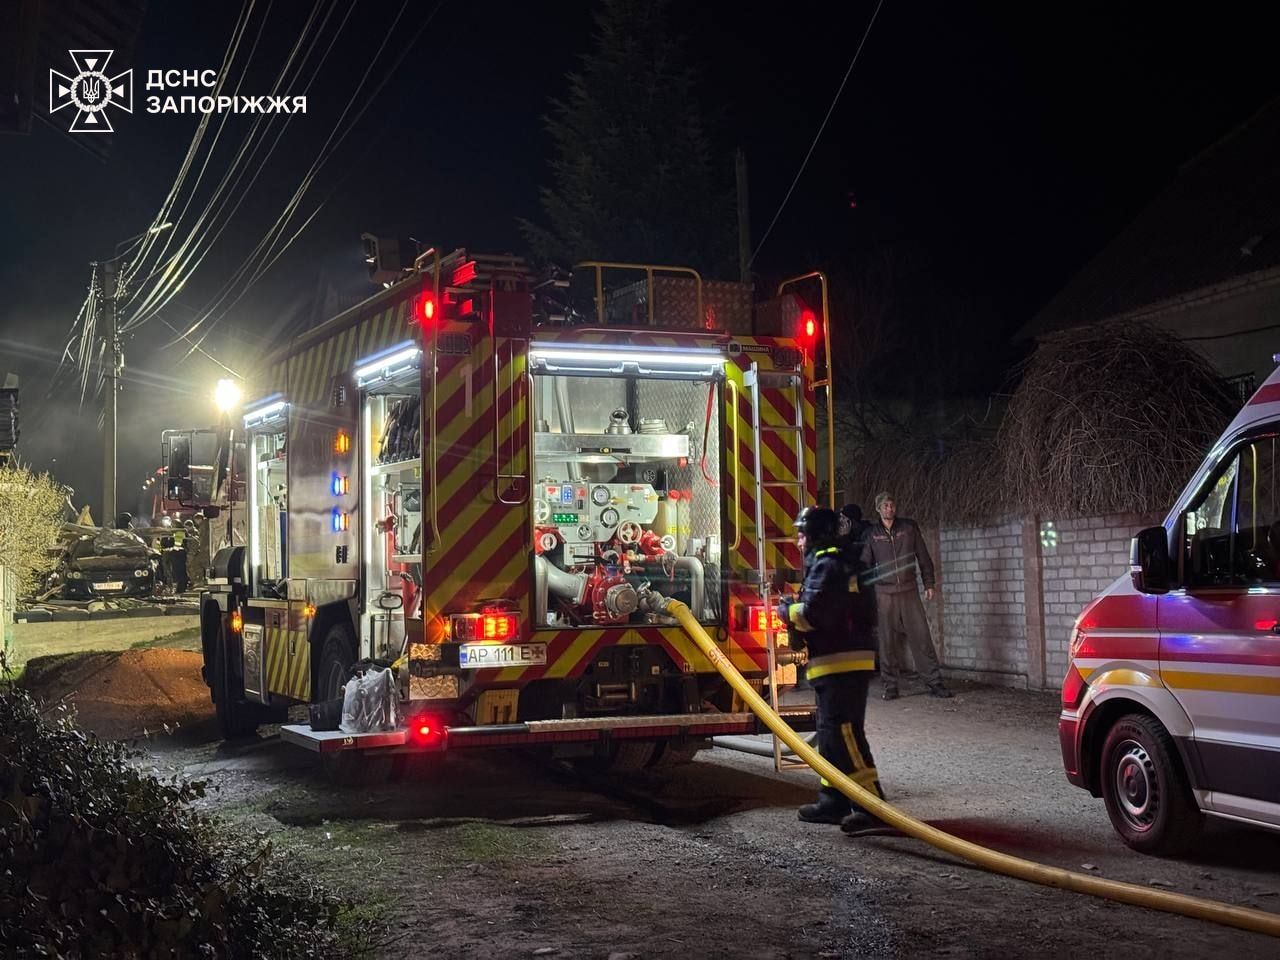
[212,622,264,740]
[1099,713,1203,856]
[585,740,658,773]
[314,622,357,704]
[648,739,703,769]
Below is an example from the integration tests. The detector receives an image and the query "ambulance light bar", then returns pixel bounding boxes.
[354,342,421,386]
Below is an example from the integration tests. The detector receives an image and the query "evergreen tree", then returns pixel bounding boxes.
[521,0,736,278]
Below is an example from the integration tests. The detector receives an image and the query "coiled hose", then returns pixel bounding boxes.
[663,599,1280,939]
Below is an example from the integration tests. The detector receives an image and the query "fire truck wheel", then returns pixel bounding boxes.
[648,739,703,769]
[212,621,263,740]
[573,739,657,774]
[314,622,357,703]
[1099,713,1203,856]
[320,750,394,787]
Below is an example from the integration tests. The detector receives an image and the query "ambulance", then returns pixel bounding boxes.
[1060,370,1280,853]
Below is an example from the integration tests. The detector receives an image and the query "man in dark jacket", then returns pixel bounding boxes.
[861,492,952,700]
[779,507,885,831]
[838,504,877,641]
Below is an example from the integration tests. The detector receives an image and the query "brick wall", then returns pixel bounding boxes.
[923,512,1161,690]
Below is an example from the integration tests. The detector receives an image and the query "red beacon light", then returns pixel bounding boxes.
[417,295,436,325]
[801,310,817,341]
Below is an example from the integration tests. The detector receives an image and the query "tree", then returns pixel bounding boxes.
[521,0,736,278]
[0,467,66,599]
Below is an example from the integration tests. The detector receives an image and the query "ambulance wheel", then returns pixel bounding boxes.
[321,750,394,787]
[212,620,262,740]
[1100,713,1203,856]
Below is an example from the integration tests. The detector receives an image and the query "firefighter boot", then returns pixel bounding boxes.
[797,787,851,825]
[840,780,888,835]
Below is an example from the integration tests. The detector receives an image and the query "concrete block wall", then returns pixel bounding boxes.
[930,512,1160,690]
[1038,512,1160,682]
[937,519,1027,686]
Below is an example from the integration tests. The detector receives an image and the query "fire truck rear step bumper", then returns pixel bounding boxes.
[279,709,816,754]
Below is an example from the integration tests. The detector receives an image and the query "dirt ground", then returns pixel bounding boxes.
[5,615,199,674]
[16,641,1280,959]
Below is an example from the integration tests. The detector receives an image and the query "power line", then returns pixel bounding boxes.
[747,0,887,269]
[174,0,444,354]
[124,1,340,329]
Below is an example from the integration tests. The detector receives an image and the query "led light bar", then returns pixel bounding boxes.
[242,396,288,428]
[354,341,421,385]
[528,342,724,378]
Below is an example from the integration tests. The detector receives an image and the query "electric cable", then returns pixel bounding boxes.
[748,0,886,269]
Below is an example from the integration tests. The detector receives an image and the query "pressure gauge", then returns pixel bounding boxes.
[538,531,559,552]
[534,499,550,523]
[600,507,620,528]
[590,484,611,507]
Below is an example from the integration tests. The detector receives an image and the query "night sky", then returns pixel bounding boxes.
[1,1,1276,517]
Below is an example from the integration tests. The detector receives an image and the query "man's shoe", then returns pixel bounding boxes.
[928,684,954,699]
[798,798,851,824]
[882,686,899,701]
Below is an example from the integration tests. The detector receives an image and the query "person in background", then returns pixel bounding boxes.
[839,503,879,669]
[861,492,953,700]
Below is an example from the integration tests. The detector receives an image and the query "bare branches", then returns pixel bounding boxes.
[999,321,1236,519]
[835,321,1236,524]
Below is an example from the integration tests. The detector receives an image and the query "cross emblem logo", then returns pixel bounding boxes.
[49,50,133,134]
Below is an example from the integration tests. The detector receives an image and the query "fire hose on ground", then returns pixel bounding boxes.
[662,599,1280,940]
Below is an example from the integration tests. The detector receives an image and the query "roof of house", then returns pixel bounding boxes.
[1021,96,1280,340]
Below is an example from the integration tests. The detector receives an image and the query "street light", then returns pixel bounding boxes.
[214,378,242,413]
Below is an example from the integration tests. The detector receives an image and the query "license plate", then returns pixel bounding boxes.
[459,643,547,669]
[96,581,124,591]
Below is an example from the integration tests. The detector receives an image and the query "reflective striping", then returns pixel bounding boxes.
[1162,670,1280,696]
[1092,668,1163,689]
[807,651,876,679]
[409,330,810,694]
[788,603,812,632]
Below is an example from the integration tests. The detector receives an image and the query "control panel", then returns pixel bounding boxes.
[534,481,660,559]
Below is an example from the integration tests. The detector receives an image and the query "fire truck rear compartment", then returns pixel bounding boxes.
[528,369,723,632]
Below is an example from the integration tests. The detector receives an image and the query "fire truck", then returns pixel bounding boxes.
[198,248,835,777]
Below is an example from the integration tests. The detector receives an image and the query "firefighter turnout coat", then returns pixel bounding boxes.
[778,542,877,679]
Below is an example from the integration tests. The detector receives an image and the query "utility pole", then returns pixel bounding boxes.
[98,259,120,526]
[735,148,752,286]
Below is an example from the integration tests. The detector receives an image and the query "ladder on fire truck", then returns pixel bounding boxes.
[747,272,836,772]
[745,361,817,772]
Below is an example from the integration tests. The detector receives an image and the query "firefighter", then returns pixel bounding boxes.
[778,506,885,832]
[183,519,205,590]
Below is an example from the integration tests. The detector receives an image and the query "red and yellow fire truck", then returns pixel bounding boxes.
[199,249,834,775]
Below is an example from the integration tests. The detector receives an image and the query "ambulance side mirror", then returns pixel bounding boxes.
[1130,526,1171,594]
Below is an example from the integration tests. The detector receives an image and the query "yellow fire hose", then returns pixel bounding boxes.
[664,600,1280,939]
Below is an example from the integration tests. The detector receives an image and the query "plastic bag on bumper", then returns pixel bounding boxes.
[339,667,400,733]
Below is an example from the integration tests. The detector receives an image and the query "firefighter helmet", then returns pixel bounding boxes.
[794,506,838,540]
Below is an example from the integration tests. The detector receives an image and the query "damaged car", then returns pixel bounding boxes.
[58,526,159,600]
